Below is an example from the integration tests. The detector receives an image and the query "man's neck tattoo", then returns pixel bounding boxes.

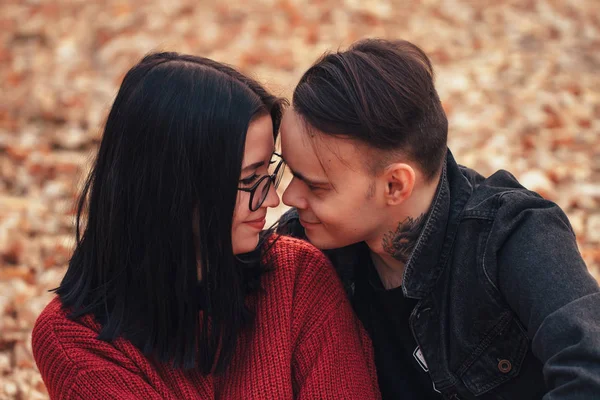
[382,213,429,264]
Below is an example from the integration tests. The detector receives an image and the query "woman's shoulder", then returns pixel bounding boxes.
[32,297,130,376]
[263,234,329,269]
[258,235,354,344]
[32,298,160,398]
[32,297,98,359]
[261,234,341,291]
[33,297,98,338]
[33,296,74,340]
[32,297,96,395]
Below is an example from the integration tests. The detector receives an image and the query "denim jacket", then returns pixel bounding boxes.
[276,149,600,399]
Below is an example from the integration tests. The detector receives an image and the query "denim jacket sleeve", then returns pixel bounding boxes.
[494,192,600,399]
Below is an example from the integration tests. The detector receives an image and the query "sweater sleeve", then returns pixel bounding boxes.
[67,368,164,399]
[289,248,381,399]
[32,299,178,400]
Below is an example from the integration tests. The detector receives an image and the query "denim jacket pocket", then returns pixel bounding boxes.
[458,313,529,396]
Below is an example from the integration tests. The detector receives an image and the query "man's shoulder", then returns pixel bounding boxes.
[453,167,578,279]
[453,166,575,259]
[462,168,558,218]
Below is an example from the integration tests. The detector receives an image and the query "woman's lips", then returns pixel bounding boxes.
[245,217,266,230]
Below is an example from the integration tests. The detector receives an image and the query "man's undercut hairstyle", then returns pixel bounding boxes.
[293,38,448,181]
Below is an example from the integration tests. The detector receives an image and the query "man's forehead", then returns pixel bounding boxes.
[281,111,319,166]
[281,111,363,177]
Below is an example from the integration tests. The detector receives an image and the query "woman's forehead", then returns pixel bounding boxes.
[243,114,275,163]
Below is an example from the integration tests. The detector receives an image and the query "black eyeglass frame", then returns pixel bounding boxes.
[237,153,285,212]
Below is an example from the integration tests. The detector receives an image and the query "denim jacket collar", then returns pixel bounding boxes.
[402,149,473,299]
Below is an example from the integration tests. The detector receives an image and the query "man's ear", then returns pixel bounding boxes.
[383,163,415,206]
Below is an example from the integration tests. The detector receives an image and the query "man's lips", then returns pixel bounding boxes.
[299,218,321,227]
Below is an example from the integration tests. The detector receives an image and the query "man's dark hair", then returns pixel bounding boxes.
[54,52,286,373]
[293,38,448,181]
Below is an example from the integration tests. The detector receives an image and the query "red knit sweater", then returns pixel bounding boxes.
[32,236,380,399]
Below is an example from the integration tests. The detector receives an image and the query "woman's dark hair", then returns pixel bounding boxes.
[54,52,286,373]
[293,38,448,181]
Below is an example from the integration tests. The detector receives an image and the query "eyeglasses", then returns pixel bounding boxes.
[237,153,285,212]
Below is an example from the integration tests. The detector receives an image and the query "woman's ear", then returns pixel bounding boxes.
[383,163,416,206]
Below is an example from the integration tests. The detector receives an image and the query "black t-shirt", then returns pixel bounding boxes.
[353,255,441,400]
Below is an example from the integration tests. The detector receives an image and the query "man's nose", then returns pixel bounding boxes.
[282,178,308,209]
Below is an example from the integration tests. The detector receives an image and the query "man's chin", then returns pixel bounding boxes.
[305,229,349,250]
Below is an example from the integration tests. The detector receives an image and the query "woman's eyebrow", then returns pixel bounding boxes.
[241,161,264,173]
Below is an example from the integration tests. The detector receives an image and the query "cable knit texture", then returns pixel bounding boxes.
[32,235,380,399]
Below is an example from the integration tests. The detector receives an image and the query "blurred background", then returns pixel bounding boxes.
[0,0,599,398]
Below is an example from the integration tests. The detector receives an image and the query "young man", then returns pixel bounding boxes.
[276,39,600,399]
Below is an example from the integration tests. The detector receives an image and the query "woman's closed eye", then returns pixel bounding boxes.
[239,173,259,186]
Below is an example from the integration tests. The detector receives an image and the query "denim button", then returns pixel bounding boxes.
[498,359,512,373]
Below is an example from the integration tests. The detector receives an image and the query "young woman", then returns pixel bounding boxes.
[32,53,380,399]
